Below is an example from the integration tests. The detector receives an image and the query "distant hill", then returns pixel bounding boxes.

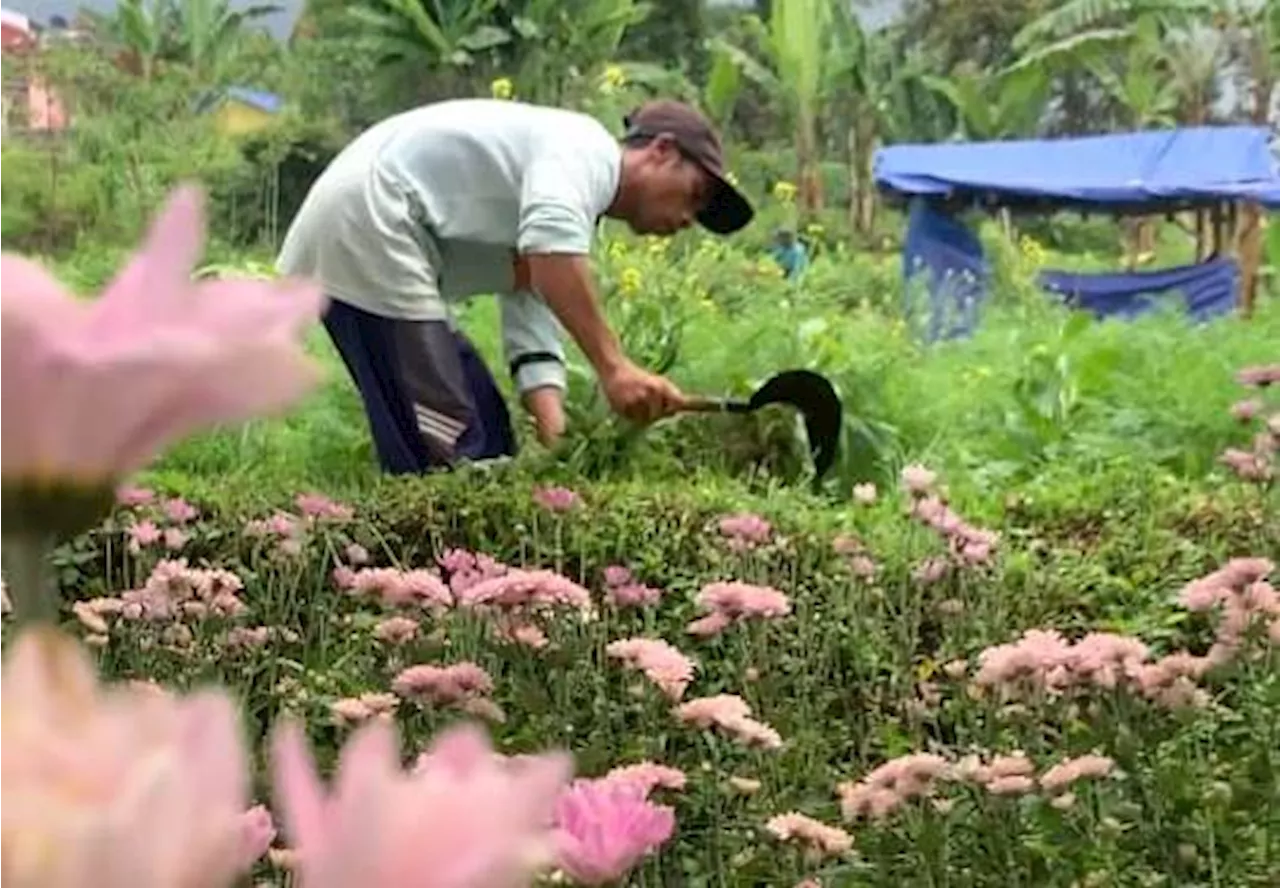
[2,0,306,40]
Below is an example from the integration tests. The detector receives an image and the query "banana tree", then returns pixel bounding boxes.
[84,0,278,81]
[825,9,947,236]
[922,62,1051,141]
[767,0,831,218]
[173,0,281,81]
[507,0,653,106]
[349,0,512,86]
[1011,0,1217,50]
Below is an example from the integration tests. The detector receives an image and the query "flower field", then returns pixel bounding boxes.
[2,183,1279,887]
[13,419,1279,886]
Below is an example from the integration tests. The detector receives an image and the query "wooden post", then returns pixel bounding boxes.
[1237,200,1261,318]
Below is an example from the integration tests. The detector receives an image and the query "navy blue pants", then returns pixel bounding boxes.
[321,298,518,474]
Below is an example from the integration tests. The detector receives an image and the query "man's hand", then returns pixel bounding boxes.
[600,360,686,426]
[524,253,687,427]
[521,385,566,447]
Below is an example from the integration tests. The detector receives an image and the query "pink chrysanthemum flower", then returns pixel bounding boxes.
[765,811,853,858]
[533,485,581,513]
[603,762,687,796]
[295,492,354,522]
[694,581,792,623]
[606,637,697,700]
[552,778,676,887]
[457,568,592,613]
[674,694,783,749]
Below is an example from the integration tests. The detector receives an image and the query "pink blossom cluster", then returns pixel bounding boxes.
[534,484,582,513]
[239,495,355,559]
[1178,557,1280,655]
[951,750,1116,805]
[1236,364,1280,388]
[335,565,453,611]
[838,749,1117,821]
[675,693,783,749]
[294,491,354,522]
[437,547,509,596]
[372,615,421,644]
[602,564,664,608]
[970,628,1211,709]
[601,761,688,796]
[72,558,248,646]
[965,558,1277,712]
[457,567,593,614]
[606,637,698,700]
[244,510,308,558]
[391,661,505,723]
[1220,365,1279,482]
[392,660,492,701]
[908,494,999,569]
[552,777,676,886]
[224,624,297,651]
[113,489,201,555]
[837,753,951,820]
[717,512,774,552]
[330,691,400,726]
[831,533,880,579]
[491,615,551,649]
[687,580,793,637]
[765,811,854,859]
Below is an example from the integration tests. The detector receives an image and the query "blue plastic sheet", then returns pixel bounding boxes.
[876,127,1280,210]
[1038,257,1240,322]
[902,199,990,342]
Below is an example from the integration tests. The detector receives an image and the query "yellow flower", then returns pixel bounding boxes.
[490,77,514,100]
[1018,234,1047,268]
[645,236,667,256]
[724,171,740,187]
[756,258,783,278]
[619,267,642,297]
[804,222,824,238]
[600,64,627,94]
[606,241,627,261]
[772,180,797,204]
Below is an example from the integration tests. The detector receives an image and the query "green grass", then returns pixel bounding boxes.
[147,246,1280,508]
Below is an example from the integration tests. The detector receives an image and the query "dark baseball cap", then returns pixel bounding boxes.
[622,100,755,235]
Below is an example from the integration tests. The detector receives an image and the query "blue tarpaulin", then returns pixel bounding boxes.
[902,199,990,341]
[876,126,1280,210]
[1038,257,1240,322]
[877,127,1275,339]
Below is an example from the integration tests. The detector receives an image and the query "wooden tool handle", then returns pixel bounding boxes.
[680,396,753,415]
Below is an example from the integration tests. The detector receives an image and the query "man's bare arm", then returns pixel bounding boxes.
[523,253,625,380]
[521,385,566,447]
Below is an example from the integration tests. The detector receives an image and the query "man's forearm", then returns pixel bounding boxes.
[521,385,565,447]
[524,253,626,379]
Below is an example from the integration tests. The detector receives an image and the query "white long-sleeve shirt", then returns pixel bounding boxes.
[277,98,623,394]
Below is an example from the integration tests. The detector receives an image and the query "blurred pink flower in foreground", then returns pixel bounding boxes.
[0,185,323,481]
[1236,364,1280,387]
[552,778,675,886]
[238,804,278,869]
[272,719,571,888]
[1,626,251,887]
[852,483,878,504]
